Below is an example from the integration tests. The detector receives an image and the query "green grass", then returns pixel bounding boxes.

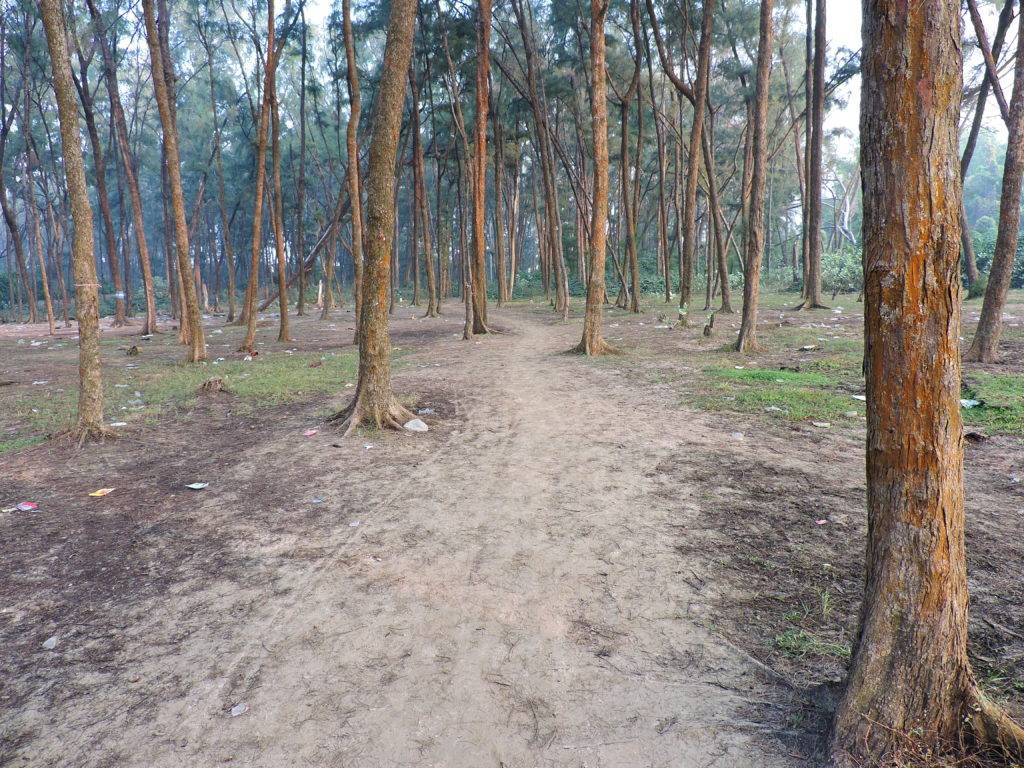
[962,372,1024,434]
[774,627,852,660]
[128,350,359,407]
[0,435,45,454]
[705,367,833,387]
[0,349,360,454]
[696,364,865,424]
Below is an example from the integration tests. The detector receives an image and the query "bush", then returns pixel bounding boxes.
[971,232,1024,289]
[967,273,988,300]
[821,247,863,296]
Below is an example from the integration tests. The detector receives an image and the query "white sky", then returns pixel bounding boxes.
[303,1,1003,162]
[823,3,861,155]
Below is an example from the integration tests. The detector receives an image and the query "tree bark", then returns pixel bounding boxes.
[802,0,827,309]
[343,0,364,335]
[471,0,492,333]
[271,67,290,342]
[240,3,277,350]
[142,0,205,361]
[296,8,308,317]
[71,45,125,326]
[679,0,716,325]
[411,57,438,317]
[734,0,773,353]
[40,0,105,438]
[85,0,158,335]
[832,3,1024,762]
[493,96,509,306]
[576,0,614,355]
[331,0,418,433]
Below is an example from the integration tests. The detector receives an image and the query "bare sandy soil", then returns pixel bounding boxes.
[1,300,1022,767]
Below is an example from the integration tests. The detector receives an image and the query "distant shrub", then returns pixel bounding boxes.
[967,273,988,300]
[822,247,863,296]
[972,232,1024,289]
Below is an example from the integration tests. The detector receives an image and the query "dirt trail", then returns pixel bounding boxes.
[2,308,800,767]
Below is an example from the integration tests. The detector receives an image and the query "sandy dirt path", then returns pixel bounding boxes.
[2,308,798,767]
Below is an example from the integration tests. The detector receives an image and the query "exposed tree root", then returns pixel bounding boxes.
[327,393,417,437]
[966,688,1024,762]
[831,688,1024,767]
[791,300,831,311]
[571,337,619,356]
[55,423,117,449]
[963,348,997,364]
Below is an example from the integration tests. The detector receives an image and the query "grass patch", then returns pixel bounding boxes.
[0,349,360,454]
[962,373,1024,435]
[696,364,865,423]
[0,435,46,454]
[128,350,359,407]
[705,366,833,387]
[774,627,851,660]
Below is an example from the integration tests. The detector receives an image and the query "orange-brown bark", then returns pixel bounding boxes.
[40,0,106,439]
[330,0,418,434]
[832,3,1024,763]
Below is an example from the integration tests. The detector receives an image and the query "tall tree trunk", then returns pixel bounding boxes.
[832,3,1024,763]
[0,187,34,322]
[143,0,205,361]
[965,8,1024,363]
[801,0,813,301]
[86,0,158,335]
[802,0,827,309]
[271,71,290,343]
[471,0,492,333]
[200,29,238,323]
[411,58,438,317]
[621,98,640,313]
[296,8,308,317]
[576,0,613,354]
[343,0,364,336]
[71,48,125,326]
[331,0,418,433]
[702,123,732,312]
[960,0,1014,289]
[40,0,105,437]
[734,0,773,353]
[679,0,716,325]
[493,99,509,306]
[513,0,568,319]
[240,3,277,350]
[20,118,56,336]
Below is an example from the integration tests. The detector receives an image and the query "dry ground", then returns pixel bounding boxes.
[1,293,1022,768]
